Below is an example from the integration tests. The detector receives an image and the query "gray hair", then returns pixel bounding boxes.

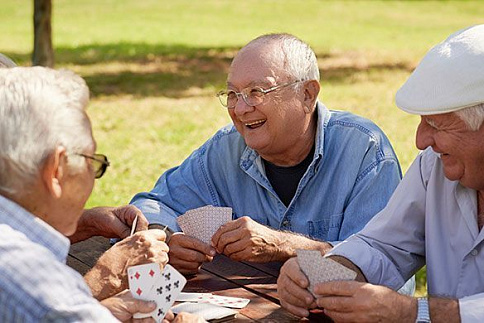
[0,54,17,68]
[454,103,484,131]
[241,33,320,82]
[0,67,92,195]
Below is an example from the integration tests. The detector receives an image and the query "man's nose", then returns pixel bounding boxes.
[233,94,254,115]
[415,118,435,150]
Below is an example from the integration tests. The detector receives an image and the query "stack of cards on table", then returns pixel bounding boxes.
[128,263,186,322]
[177,205,232,244]
[172,292,249,321]
[171,302,237,322]
[177,292,250,309]
[296,249,357,296]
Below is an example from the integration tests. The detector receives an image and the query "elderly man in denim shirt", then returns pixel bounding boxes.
[131,33,402,275]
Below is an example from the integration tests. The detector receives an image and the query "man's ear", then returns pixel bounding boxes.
[42,146,67,199]
[303,80,320,114]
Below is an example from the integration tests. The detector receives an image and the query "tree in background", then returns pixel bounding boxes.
[33,0,54,67]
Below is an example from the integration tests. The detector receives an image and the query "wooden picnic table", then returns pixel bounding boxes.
[67,236,332,322]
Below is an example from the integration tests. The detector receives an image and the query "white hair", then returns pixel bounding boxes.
[454,103,484,131]
[0,54,17,68]
[241,33,320,82]
[0,67,92,194]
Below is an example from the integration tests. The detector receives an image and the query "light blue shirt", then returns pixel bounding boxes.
[131,102,402,246]
[328,148,484,322]
[0,195,117,322]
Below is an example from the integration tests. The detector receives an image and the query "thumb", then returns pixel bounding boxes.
[111,219,131,239]
[132,299,157,314]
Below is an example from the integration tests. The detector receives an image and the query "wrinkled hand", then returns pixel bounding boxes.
[314,281,415,323]
[86,229,169,300]
[277,257,317,317]
[167,312,207,323]
[168,233,215,275]
[70,205,149,243]
[100,289,156,322]
[211,216,283,262]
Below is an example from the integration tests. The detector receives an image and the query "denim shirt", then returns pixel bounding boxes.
[131,102,402,245]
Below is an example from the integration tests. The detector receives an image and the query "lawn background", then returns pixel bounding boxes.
[2,0,483,295]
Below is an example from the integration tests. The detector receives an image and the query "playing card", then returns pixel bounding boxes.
[296,249,357,296]
[177,205,232,244]
[171,302,237,321]
[199,294,250,309]
[149,264,187,322]
[127,263,162,299]
[176,292,213,302]
[130,214,138,236]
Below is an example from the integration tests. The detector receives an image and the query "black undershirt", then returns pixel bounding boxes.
[263,144,315,207]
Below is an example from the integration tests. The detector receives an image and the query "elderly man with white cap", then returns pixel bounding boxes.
[277,24,484,322]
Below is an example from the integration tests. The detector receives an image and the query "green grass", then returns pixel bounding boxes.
[2,0,483,296]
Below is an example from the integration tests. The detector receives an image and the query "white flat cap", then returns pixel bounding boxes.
[396,24,484,115]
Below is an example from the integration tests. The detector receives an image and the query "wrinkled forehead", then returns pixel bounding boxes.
[228,43,289,87]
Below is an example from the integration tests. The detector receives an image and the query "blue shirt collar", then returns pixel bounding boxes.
[0,194,70,263]
[240,101,330,169]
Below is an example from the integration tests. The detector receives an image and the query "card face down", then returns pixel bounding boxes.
[296,249,357,296]
[198,294,249,309]
[171,302,237,321]
[177,205,232,244]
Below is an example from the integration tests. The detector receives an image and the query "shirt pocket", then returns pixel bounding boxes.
[308,213,343,241]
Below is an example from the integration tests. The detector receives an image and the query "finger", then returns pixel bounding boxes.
[280,299,310,318]
[168,246,212,269]
[114,205,146,238]
[314,280,361,297]
[144,240,170,254]
[283,258,310,288]
[277,274,314,308]
[164,310,175,321]
[211,218,243,248]
[146,253,169,269]
[172,235,215,256]
[135,300,157,314]
[316,295,354,313]
[220,238,247,257]
[135,228,167,243]
[213,226,244,254]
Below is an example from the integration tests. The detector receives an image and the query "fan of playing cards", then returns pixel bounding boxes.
[128,263,187,322]
[128,262,249,321]
[176,205,233,244]
[296,249,357,297]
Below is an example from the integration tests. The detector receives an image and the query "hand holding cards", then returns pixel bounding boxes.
[128,263,186,322]
[176,205,232,244]
[296,249,357,296]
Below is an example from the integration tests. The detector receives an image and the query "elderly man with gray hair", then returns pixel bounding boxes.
[131,34,411,291]
[0,67,174,322]
[278,24,484,322]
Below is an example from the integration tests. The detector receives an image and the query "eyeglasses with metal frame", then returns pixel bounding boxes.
[216,80,301,109]
[77,153,110,179]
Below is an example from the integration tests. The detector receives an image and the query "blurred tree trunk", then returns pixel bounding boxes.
[33,0,54,67]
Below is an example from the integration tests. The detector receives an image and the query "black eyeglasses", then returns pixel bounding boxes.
[78,153,110,179]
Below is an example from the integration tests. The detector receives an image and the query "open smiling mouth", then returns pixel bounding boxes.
[245,119,266,129]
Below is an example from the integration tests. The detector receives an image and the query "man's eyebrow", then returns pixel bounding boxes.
[425,118,439,129]
[227,80,273,89]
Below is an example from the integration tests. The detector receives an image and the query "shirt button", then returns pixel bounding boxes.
[282,220,290,227]
[471,249,478,256]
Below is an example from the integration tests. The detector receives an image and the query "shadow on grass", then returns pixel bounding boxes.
[4,42,414,99]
